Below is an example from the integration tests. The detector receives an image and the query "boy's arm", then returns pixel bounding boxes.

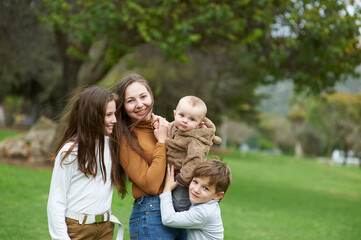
[163,164,178,192]
[160,191,208,229]
[161,164,207,228]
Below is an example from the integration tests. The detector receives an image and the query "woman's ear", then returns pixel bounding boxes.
[213,191,225,201]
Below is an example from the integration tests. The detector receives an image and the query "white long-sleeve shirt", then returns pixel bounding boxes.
[160,191,224,240]
[47,136,113,240]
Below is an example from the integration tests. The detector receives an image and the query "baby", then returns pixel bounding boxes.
[166,96,221,211]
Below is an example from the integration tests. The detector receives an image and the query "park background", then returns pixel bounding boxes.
[1,1,361,239]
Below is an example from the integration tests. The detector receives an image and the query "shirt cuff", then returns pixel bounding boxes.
[159,191,171,199]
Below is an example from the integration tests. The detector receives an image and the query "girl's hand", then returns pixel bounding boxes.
[163,164,178,193]
[154,117,168,143]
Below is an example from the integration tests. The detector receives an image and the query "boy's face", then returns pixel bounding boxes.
[173,102,204,132]
[188,176,224,204]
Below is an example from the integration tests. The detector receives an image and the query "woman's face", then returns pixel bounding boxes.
[124,82,153,121]
[104,100,117,136]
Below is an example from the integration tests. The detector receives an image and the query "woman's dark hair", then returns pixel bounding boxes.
[110,74,154,197]
[53,86,117,184]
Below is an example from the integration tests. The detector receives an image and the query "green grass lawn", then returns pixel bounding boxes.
[0,150,360,240]
[0,129,25,142]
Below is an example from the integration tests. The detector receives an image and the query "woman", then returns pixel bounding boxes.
[111,74,186,239]
[47,86,124,240]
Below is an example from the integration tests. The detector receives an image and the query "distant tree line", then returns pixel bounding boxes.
[1,0,361,133]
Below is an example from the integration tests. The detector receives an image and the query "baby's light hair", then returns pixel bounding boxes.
[177,96,207,119]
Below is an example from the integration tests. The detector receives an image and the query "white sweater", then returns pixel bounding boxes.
[47,136,113,240]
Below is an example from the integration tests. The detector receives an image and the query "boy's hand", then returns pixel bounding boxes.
[163,164,178,192]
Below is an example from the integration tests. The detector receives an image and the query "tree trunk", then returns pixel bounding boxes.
[78,41,112,86]
[343,148,349,166]
[54,29,91,110]
[2,98,14,127]
[295,140,303,158]
[220,116,228,149]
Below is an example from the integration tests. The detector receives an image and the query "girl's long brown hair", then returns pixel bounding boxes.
[110,74,154,197]
[53,86,117,184]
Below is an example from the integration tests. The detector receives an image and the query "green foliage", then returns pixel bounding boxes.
[258,113,295,154]
[41,0,361,94]
[305,94,359,156]
[115,45,262,125]
[1,151,361,239]
[0,0,62,124]
[265,1,361,93]
[258,136,277,150]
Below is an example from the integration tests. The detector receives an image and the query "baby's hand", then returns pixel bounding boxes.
[163,164,178,192]
[154,117,169,143]
[152,119,160,129]
[152,113,164,129]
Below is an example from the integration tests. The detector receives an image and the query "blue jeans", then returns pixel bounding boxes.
[129,195,187,240]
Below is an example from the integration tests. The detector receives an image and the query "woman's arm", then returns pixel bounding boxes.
[120,118,169,195]
[47,148,75,240]
[120,142,166,194]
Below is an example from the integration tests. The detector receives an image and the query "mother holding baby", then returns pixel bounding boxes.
[111,74,187,240]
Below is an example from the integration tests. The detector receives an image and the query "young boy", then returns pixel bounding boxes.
[160,158,232,240]
[166,96,221,211]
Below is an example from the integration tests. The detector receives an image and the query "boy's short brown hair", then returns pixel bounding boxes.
[192,157,232,195]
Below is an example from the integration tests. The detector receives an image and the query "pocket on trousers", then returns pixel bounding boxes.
[65,218,80,237]
[129,217,139,240]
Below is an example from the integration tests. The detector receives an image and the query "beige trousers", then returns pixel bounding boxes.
[66,217,114,240]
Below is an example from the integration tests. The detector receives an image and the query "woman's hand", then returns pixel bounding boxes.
[153,117,168,143]
[163,164,178,193]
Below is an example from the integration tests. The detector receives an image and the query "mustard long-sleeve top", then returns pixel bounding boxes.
[119,119,166,200]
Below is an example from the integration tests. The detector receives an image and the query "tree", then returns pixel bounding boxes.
[40,0,361,115]
[117,45,262,124]
[0,0,61,125]
[306,93,360,163]
[259,112,295,155]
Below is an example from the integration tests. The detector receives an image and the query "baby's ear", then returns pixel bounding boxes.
[213,191,225,201]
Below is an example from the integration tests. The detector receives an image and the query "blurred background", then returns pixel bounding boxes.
[1,0,361,167]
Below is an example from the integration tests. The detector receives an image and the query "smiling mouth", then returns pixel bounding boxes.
[191,192,198,198]
[136,109,147,115]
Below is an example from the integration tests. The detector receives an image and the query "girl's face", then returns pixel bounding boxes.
[104,100,117,136]
[124,82,153,121]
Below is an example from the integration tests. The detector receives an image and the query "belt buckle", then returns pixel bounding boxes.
[95,214,104,223]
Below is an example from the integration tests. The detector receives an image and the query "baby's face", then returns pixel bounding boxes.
[174,102,204,132]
